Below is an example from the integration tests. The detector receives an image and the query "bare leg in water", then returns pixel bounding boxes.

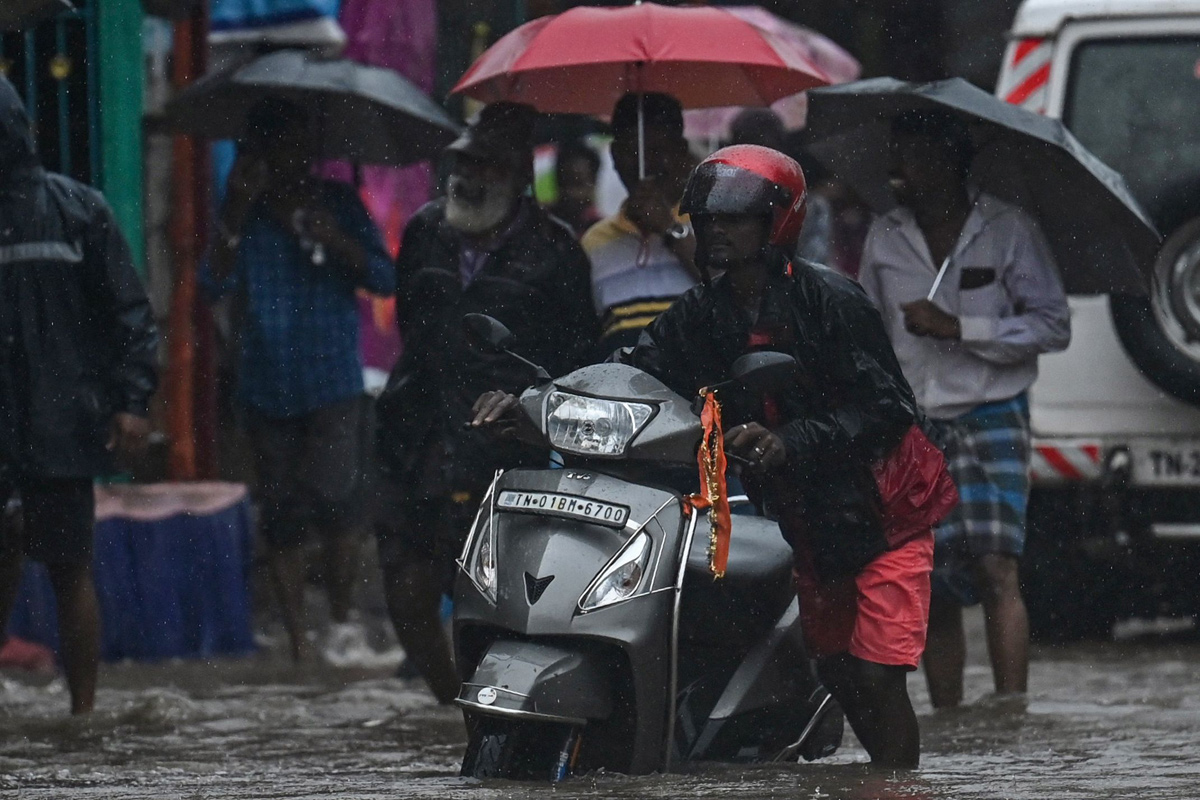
[0,509,99,714]
[818,653,920,768]
[923,594,966,708]
[0,531,23,641]
[923,553,1028,708]
[378,534,459,704]
[321,529,362,625]
[46,561,101,714]
[269,545,310,662]
[973,553,1029,695]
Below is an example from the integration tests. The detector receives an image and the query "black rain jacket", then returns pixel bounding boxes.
[0,81,158,478]
[625,253,919,580]
[377,197,599,497]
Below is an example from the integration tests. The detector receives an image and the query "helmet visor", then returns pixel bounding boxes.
[680,163,789,219]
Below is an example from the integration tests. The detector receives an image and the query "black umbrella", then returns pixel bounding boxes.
[0,0,72,31]
[163,50,461,167]
[806,77,1160,295]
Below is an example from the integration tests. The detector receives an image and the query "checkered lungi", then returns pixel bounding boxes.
[924,394,1031,604]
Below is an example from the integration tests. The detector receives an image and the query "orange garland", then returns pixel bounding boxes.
[689,390,732,578]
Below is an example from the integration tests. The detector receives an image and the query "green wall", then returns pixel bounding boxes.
[95,0,145,270]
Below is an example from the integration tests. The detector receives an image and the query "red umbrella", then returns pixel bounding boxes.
[451,2,831,117]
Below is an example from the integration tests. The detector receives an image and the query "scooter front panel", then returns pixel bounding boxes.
[456,469,684,637]
[454,468,686,774]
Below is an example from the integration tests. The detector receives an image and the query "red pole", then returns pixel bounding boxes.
[164,8,209,480]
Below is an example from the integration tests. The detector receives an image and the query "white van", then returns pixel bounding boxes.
[996,0,1200,638]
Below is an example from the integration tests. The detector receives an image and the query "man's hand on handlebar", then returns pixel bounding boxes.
[469,391,521,435]
[725,423,787,471]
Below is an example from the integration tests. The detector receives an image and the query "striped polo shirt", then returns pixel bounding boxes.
[582,208,698,352]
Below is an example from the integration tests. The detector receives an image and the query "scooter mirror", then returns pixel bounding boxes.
[731,351,797,391]
[463,313,515,353]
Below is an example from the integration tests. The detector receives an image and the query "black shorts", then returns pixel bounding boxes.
[1,476,95,566]
[247,396,370,550]
[372,469,485,594]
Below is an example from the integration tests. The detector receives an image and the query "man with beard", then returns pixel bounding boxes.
[0,76,157,714]
[472,146,956,767]
[374,102,598,702]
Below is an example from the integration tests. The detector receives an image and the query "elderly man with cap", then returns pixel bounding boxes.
[373,101,599,702]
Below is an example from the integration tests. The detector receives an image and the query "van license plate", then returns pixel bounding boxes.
[497,490,630,527]
[1131,443,1200,486]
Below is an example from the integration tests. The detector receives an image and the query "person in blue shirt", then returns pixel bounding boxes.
[202,98,394,663]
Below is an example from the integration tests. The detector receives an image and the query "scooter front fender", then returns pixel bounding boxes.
[457,640,614,726]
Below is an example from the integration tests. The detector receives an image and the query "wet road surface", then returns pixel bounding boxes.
[3,610,1200,799]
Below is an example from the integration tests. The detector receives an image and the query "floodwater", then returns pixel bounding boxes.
[3,611,1200,800]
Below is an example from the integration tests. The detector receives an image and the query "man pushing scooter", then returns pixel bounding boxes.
[473,145,957,768]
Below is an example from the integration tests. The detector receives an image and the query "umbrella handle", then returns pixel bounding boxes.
[637,82,645,181]
[927,256,951,301]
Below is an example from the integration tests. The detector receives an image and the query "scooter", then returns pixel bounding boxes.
[454,314,844,781]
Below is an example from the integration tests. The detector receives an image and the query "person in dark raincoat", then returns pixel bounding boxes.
[473,145,956,767]
[0,76,158,714]
[374,102,598,702]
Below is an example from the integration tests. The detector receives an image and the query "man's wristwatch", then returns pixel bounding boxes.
[666,222,692,241]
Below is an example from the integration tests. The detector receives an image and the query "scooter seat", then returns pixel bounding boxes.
[680,514,795,646]
[686,513,793,586]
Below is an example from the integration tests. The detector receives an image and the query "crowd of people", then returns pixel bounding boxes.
[0,67,1071,769]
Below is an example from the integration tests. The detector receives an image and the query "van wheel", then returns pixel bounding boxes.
[1112,217,1200,405]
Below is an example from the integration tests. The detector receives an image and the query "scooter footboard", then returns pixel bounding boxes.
[457,640,615,725]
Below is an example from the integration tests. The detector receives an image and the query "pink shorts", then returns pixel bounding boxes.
[793,530,934,669]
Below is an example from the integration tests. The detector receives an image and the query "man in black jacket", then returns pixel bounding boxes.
[375,102,598,702]
[474,146,953,767]
[0,77,158,714]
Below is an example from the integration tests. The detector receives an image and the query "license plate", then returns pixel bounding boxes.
[497,490,630,527]
[1131,442,1200,486]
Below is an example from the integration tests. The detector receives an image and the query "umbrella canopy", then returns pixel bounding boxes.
[0,0,71,31]
[806,77,1159,295]
[164,50,460,167]
[452,2,831,116]
[683,6,860,139]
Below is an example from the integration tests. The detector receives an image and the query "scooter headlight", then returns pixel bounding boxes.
[468,519,498,603]
[579,531,652,611]
[545,392,654,457]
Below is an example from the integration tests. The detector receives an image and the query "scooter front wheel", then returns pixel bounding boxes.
[461,716,581,782]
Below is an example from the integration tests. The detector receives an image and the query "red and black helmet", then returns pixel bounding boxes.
[680,144,808,248]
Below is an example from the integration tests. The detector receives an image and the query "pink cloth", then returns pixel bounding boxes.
[327,0,438,370]
[0,635,55,674]
[94,483,249,523]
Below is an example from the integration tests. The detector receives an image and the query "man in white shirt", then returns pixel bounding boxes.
[858,110,1070,709]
